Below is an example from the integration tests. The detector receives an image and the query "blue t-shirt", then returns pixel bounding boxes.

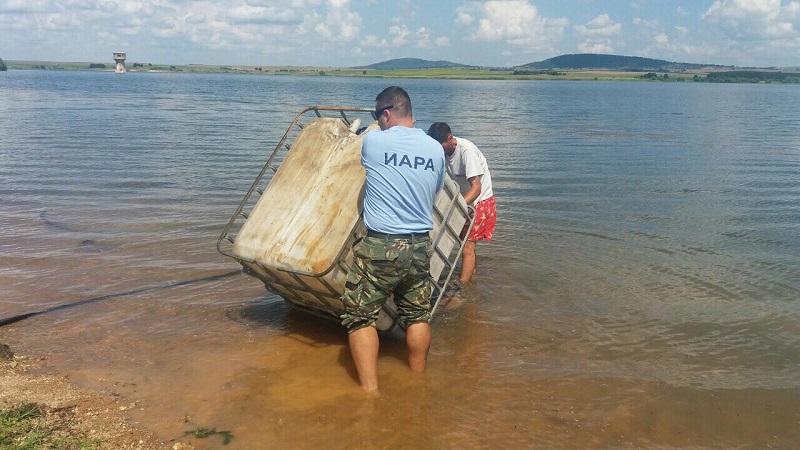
[361,126,445,234]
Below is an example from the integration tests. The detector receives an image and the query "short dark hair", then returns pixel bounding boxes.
[375,86,411,117]
[427,122,451,143]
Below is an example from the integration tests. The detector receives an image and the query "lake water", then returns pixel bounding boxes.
[1,70,798,448]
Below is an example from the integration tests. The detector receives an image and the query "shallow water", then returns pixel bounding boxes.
[1,71,798,448]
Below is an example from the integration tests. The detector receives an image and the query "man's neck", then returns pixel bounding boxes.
[390,117,415,128]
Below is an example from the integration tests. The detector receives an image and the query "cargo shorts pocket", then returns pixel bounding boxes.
[356,236,400,263]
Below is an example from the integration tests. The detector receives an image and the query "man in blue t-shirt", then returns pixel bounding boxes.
[341,86,445,393]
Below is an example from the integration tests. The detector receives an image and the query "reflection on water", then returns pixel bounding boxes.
[1,71,798,447]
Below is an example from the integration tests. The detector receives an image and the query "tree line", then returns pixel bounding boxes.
[705,71,800,83]
[639,71,800,83]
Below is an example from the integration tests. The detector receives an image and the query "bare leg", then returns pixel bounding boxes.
[460,240,477,284]
[405,322,431,372]
[348,326,380,392]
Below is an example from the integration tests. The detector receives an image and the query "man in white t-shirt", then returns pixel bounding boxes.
[428,122,496,284]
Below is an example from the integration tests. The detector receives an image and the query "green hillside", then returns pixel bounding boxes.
[520,53,724,71]
[357,57,475,70]
[357,54,733,72]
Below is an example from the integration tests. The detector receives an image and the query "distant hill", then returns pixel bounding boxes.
[356,58,475,70]
[519,53,726,72]
[358,54,732,72]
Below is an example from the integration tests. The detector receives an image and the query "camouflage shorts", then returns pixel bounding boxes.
[341,234,432,332]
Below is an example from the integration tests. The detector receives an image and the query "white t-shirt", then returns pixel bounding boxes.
[446,137,493,205]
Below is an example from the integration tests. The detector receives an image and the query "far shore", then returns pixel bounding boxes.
[5,60,800,83]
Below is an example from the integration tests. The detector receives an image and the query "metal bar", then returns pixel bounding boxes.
[430,205,475,317]
[339,110,351,127]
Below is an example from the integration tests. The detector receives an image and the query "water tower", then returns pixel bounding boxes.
[113,52,126,74]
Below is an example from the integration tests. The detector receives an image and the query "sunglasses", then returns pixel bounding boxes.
[373,104,394,119]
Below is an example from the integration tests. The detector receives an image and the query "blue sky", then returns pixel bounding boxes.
[2,0,799,68]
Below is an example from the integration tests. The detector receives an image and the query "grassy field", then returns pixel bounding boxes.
[6,59,799,83]
[0,403,103,449]
[5,60,709,81]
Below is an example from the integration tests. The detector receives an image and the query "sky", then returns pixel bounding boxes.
[2,0,799,68]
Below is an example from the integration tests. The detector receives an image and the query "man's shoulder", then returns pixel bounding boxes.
[456,136,482,156]
[362,127,383,143]
[456,136,475,146]
[396,127,443,152]
[362,128,393,151]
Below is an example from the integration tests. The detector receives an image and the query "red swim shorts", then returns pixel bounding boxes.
[464,196,496,242]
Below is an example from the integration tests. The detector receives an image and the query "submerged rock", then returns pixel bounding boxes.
[0,343,13,360]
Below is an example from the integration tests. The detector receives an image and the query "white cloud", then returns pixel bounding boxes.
[350,46,366,58]
[456,12,473,26]
[0,0,49,13]
[389,24,410,46]
[578,42,615,53]
[0,0,364,63]
[632,17,719,64]
[787,2,800,18]
[575,14,622,54]
[386,23,447,48]
[184,13,204,25]
[575,14,622,37]
[312,0,361,42]
[228,4,299,25]
[702,0,800,64]
[703,0,798,38]
[2,0,798,68]
[704,0,780,20]
[415,26,434,48]
[633,17,658,28]
[362,35,389,48]
[100,2,117,13]
[471,0,568,53]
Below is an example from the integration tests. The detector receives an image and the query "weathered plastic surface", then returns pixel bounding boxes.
[222,111,470,332]
[233,117,371,276]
